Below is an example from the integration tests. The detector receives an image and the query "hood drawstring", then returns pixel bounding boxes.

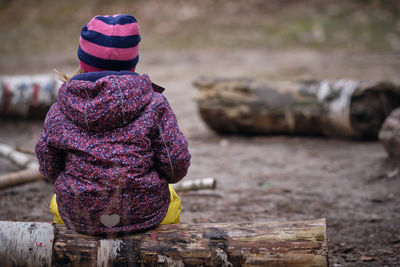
[114,77,127,125]
[157,123,174,179]
[82,87,91,131]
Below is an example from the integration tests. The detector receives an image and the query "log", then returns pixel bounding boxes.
[0,168,214,192]
[0,221,53,267]
[0,143,38,170]
[172,177,216,192]
[379,107,400,158]
[0,143,44,190]
[0,74,61,119]
[16,146,36,155]
[0,74,162,119]
[0,219,328,266]
[194,77,400,139]
[0,169,45,190]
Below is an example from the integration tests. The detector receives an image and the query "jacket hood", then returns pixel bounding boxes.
[58,71,154,132]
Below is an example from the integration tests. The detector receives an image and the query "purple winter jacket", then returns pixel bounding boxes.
[35,71,191,234]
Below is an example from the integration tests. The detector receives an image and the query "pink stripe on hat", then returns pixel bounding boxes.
[79,37,139,61]
[87,18,140,37]
[78,14,141,72]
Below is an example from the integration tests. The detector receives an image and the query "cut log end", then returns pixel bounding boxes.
[351,82,400,139]
[379,107,400,158]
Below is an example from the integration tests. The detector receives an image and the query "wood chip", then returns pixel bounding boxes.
[360,256,375,262]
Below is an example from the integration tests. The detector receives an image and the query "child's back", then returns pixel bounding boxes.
[35,15,190,234]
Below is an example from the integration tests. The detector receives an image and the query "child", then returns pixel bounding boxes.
[35,14,191,234]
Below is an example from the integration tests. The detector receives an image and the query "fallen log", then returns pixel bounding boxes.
[0,169,45,190]
[0,143,38,169]
[16,146,36,155]
[0,218,328,266]
[0,74,61,119]
[0,166,215,192]
[172,177,216,192]
[379,107,400,158]
[194,77,400,139]
[0,143,44,190]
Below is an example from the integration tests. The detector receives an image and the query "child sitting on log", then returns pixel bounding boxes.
[35,14,191,234]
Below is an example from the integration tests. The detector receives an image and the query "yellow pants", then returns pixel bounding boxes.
[50,184,181,225]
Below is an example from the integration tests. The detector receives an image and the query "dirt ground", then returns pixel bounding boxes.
[1,48,400,266]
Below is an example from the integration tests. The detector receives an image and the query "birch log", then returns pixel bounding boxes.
[379,107,400,158]
[0,143,44,190]
[0,74,61,118]
[0,143,38,169]
[172,177,216,192]
[0,219,328,267]
[0,221,54,267]
[0,170,213,191]
[194,78,400,139]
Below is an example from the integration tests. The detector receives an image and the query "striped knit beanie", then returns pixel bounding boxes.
[78,14,141,72]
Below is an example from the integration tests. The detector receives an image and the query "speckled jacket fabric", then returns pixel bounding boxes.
[35,71,191,234]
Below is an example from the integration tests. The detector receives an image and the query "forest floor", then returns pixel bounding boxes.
[1,48,400,266]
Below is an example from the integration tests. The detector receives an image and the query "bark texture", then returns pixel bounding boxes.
[53,219,328,266]
[172,177,216,192]
[0,169,45,190]
[0,143,43,190]
[0,74,61,119]
[0,219,328,266]
[0,221,54,267]
[0,143,38,169]
[194,77,400,139]
[379,107,400,158]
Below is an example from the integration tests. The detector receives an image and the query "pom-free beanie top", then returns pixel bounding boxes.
[78,15,141,72]
[35,72,191,234]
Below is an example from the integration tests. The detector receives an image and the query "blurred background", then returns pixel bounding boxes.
[0,0,399,74]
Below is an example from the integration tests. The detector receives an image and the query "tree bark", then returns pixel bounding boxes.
[379,107,400,158]
[0,221,54,267]
[0,219,328,266]
[172,177,216,192]
[0,169,45,190]
[0,74,61,119]
[0,143,38,169]
[0,143,44,190]
[194,77,400,139]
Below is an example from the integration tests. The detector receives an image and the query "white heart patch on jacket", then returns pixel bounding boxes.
[100,214,120,227]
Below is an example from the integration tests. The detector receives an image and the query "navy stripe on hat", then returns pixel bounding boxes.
[78,14,141,72]
[96,15,138,25]
[78,46,139,71]
[70,71,138,82]
[81,26,141,48]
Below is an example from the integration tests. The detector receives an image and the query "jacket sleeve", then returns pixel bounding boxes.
[152,95,191,183]
[35,105,66,183]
